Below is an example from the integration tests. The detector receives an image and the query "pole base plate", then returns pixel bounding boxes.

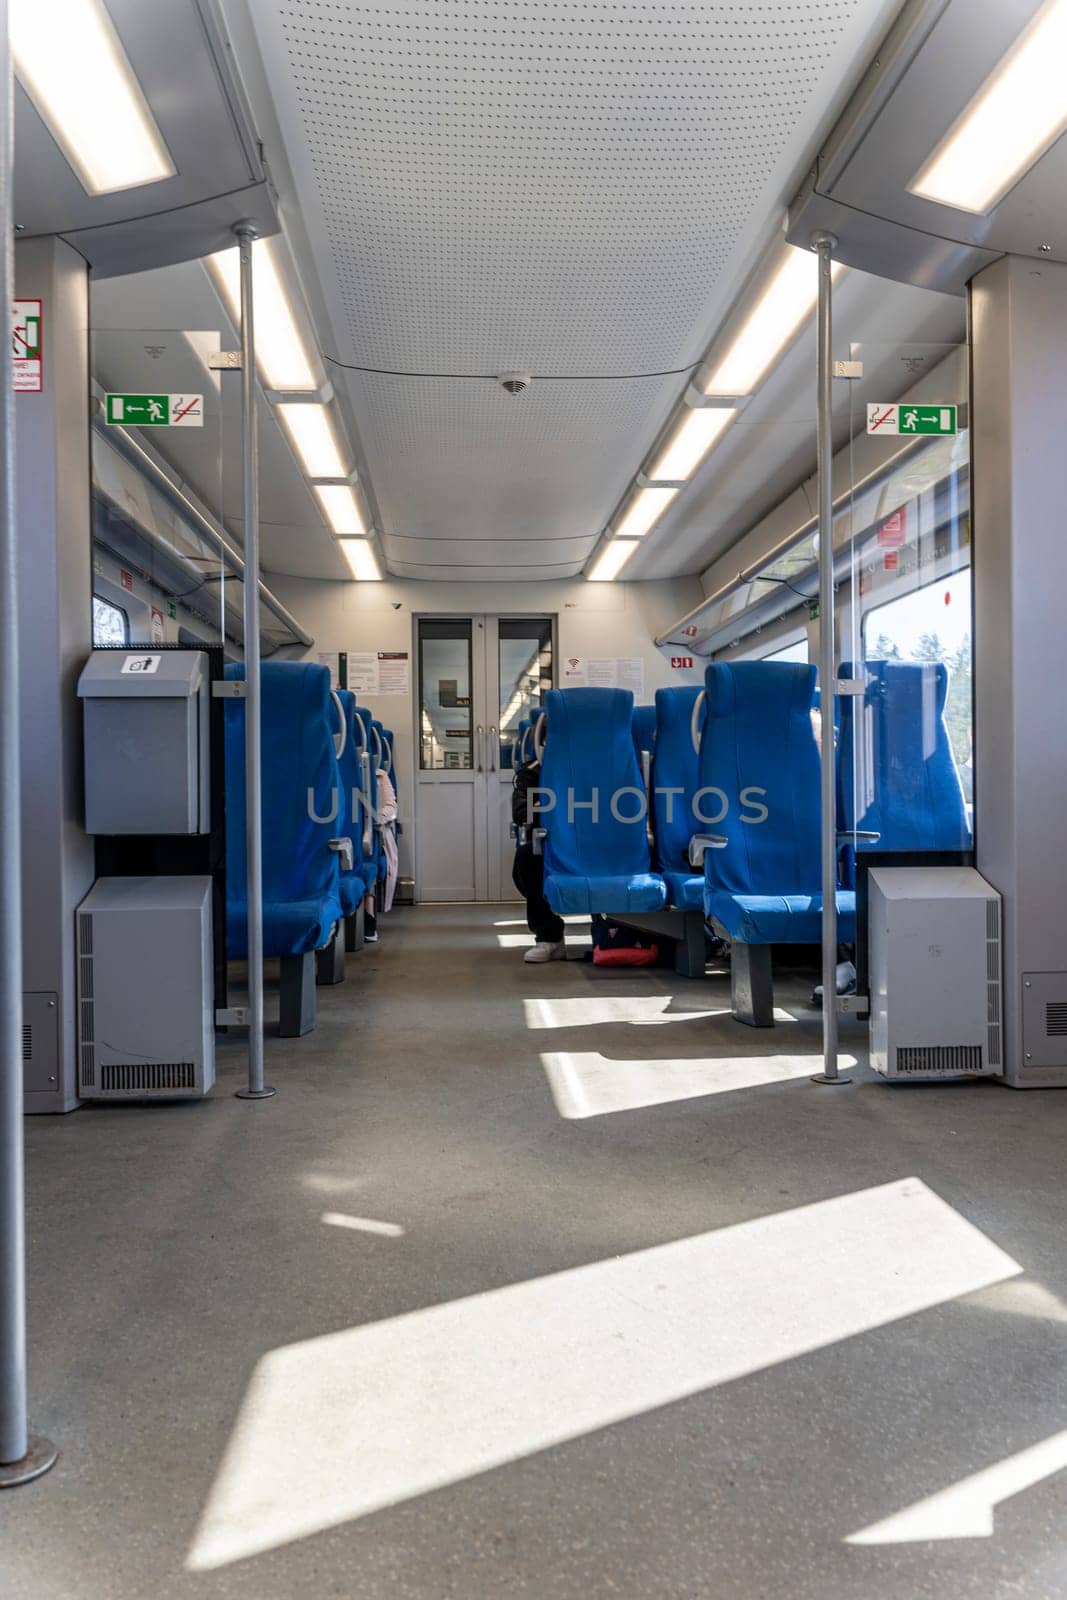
[235,1086,277,1100]
[811,1072,853,1086]
[0,1436,58,1488]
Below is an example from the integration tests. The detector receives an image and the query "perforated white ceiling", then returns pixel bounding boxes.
[242,0,899,577]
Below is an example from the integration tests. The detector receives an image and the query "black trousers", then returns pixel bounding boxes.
[512,846,565,943]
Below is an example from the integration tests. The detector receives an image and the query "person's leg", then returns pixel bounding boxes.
[512,847,565,944]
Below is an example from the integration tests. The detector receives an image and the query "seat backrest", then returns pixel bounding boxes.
[839,658,971,850]
[335,688,363,866]
[653,685,704,873]
[383,728,397,804]
[540,687,652,881]
[631,704,657,765]
[699,661,821,897]
[224,660,342,929]
[350,704,378,871]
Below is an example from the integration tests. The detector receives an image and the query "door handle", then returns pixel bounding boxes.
[475,723,484,772]
[488,725,497,772]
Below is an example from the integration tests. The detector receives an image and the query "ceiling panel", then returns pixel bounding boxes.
[341,369,676,545]
[236,0,901,576]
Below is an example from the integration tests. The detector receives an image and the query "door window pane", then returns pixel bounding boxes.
[498,618,553,766]
[419,619,473,770]
[92,595,128,646]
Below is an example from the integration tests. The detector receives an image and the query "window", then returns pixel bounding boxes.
[92,595,128,646]
[763,637,807,664]
[861,568,973,801]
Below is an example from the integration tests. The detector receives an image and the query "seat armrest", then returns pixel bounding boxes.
[836,830,880,851]
[689,833,727,867]
[329,838,354,872]
[531,826,547,857]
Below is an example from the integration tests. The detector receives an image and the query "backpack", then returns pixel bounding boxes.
[590,916,659,968]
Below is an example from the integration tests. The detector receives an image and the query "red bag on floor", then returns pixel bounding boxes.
[591,918,659,968]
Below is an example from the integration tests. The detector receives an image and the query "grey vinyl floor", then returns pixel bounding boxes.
[7,903,1067,1599]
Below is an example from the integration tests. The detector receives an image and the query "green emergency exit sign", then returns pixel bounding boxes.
[104,392,204,427]
[866,403,957,437]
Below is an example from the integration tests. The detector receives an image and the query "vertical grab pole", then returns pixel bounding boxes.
[0,0,58,1486]
[234,225,275,1102]
[811,230,850,1088]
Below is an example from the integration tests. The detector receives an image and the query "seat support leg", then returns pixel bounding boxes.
[731,943,774,1027]
[345,903,365,953]
[673,910,707,978]
[316,925,346,986]
[279,952,316,1037]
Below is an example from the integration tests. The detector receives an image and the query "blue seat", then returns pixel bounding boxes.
[351,704,379,889]
[224,662,345,1033]
[652,686,705,912]
[540,687,666,916]
[631,704,657,768]
[699,662,855,1025]
[334,690,368,918]
[838,659,971,854]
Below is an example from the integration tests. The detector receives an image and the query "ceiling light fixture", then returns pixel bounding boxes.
[277,403,347,480]
[339,539,382,581]
[207,239,318,392]
[587,540,640,582]
[704,246,843,398]
[614,485,679,540]
[909,0,1067,214]
[12,0,175,195]
[313,482,366,537]
[646,406,737,483]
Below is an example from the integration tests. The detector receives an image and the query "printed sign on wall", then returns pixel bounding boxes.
[12,299,42,392]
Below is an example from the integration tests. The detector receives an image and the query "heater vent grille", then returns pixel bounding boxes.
[895,1045,983,1076]
[100,1062,196,1094]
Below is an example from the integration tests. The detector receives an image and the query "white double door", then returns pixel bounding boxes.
[415,614,554,901]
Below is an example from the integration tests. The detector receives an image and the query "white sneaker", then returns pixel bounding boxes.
[524,940,566,964]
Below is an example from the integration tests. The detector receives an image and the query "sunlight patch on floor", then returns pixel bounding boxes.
[494,916,588,928]
[321,1213,406,1238]
[497,932,590,949]
[524,994,723,1029]
[963,1278,1067,1324]
[541,1049,854,1117]
[847,1427,1067,1544]
[187,1179,1019,1571]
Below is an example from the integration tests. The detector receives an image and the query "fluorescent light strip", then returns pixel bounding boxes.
[339,539,381,581]
[314,483,366,536]
[207,240,318,392]
[909,0,1067,214]
[587,539,639,582]
[614,485,679,539]
[277,404,347,479]
[646,406,737,482]
[705,246,842,398]
[13,0,175,195]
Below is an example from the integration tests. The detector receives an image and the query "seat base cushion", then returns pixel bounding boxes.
[663,870,704,911]
[339,874,364,918]
[228,894,342,960]
[544,872,667,916]
[705,889,856,945]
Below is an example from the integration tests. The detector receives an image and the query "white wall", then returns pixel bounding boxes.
[267,572,705,879]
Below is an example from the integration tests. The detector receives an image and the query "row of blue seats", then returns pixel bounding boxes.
[532,660,971,1023]
[224,661,397,1037]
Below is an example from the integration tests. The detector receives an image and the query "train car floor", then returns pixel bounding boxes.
[11,903,1067,1599]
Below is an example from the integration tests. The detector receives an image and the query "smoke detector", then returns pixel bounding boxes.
[497,370,532,395]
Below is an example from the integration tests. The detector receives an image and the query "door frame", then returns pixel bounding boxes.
[412,610,557,902]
